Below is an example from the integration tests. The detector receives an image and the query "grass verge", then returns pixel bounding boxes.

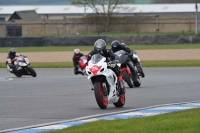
[1,44,200,53]
[1,60,200,68]
[42,108,200,133]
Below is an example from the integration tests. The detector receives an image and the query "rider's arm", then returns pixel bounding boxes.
[87,49,95,61]
[16,53,21,57]
[107,49,117,61]
[16,53,27,58]
[6,58,12,64]
[120,44,132,54]
[80,53,84,56]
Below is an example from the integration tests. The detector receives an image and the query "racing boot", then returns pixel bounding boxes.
[136,63,145,78]
[130,57,145,78]
[117,75,126,94]
[75,71,85,75]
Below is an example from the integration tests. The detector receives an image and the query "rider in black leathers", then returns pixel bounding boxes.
[6,48,25,73]
[111,40,145,78]
[87,39,125,94]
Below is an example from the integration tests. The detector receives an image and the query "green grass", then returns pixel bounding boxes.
[1,60,200,68]
[42,108,200,133]
[1,44,200,53]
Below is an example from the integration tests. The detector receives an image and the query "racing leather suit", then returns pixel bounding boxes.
[72,53,84,75]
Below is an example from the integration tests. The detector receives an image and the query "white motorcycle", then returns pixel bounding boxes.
[12,56,37,77]
[86,54,125,109]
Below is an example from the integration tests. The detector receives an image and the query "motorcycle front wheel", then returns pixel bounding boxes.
[94,82,108,109]
[27,67,37,77]
[122,70,134,88]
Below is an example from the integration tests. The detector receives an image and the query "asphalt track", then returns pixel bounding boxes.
[0,67,200,131]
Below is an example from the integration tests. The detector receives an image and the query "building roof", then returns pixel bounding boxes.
[8,10,41,20]
[0,4,199,15]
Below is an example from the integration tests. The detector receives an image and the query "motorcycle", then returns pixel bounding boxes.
[114,50,141,88]
[11,56,37,77]
[86,54,125,109]
[77,55,88,75]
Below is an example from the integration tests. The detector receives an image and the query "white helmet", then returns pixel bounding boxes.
[74,49,80,55]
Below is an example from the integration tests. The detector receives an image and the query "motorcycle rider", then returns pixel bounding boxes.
[87,39,125,94]
[6,48,24,73]
[111,40,145,78]
[72,49,85,75]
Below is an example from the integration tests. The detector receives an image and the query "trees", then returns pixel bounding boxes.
[70,0,135,32]
[152,0,200,3]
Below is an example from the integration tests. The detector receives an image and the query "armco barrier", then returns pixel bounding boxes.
[44,36,106,46]
[0,37,44,47]
[0,35,200,47]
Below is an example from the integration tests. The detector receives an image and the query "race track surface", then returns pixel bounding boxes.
[0,67,200,131]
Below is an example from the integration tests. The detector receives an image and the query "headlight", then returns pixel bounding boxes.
[87,71,91,74]
[100,68,104,72]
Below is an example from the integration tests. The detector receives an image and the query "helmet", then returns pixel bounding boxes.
[94,39,106,54]
[74,49,81,57]
[111,40,120,48]
[9,48,16,59]
[111,40,121,52]
[74,49,80,55]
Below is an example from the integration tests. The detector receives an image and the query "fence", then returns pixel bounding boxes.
[0,13,200,37]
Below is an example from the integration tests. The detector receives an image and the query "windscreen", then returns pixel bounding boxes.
[79,56,85,61]
[114,50,126,56]
[90,54,103,64]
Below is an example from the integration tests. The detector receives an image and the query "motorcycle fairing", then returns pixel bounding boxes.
[86,55,119,103]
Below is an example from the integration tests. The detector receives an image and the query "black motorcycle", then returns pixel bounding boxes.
[114,50,141,88]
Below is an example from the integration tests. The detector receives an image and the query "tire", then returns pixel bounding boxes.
[14,72,22,77]
[122,71,133,88]
[134,79,141,87]
[27,67,37,77]
[113,93,125,107]
[94,82,108,109]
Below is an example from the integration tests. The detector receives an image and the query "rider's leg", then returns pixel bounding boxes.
[130,55,145,78]
[126,61,138,82]
[112,66,125,94]
[7,63,14,72]
[74,66,84,75]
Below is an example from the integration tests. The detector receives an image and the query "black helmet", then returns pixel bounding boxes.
[111,40,120,49]
[9,48,16,59]
[94,39,106,54]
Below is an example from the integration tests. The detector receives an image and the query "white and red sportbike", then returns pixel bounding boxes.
[86,54,125,109]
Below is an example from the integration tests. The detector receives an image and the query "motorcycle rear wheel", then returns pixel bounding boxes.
[122,71,133,88]
[94,82,108,109]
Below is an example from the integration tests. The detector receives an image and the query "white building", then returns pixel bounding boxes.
[0,4,199,21]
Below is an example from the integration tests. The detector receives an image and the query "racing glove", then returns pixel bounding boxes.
[109,60,117,68]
